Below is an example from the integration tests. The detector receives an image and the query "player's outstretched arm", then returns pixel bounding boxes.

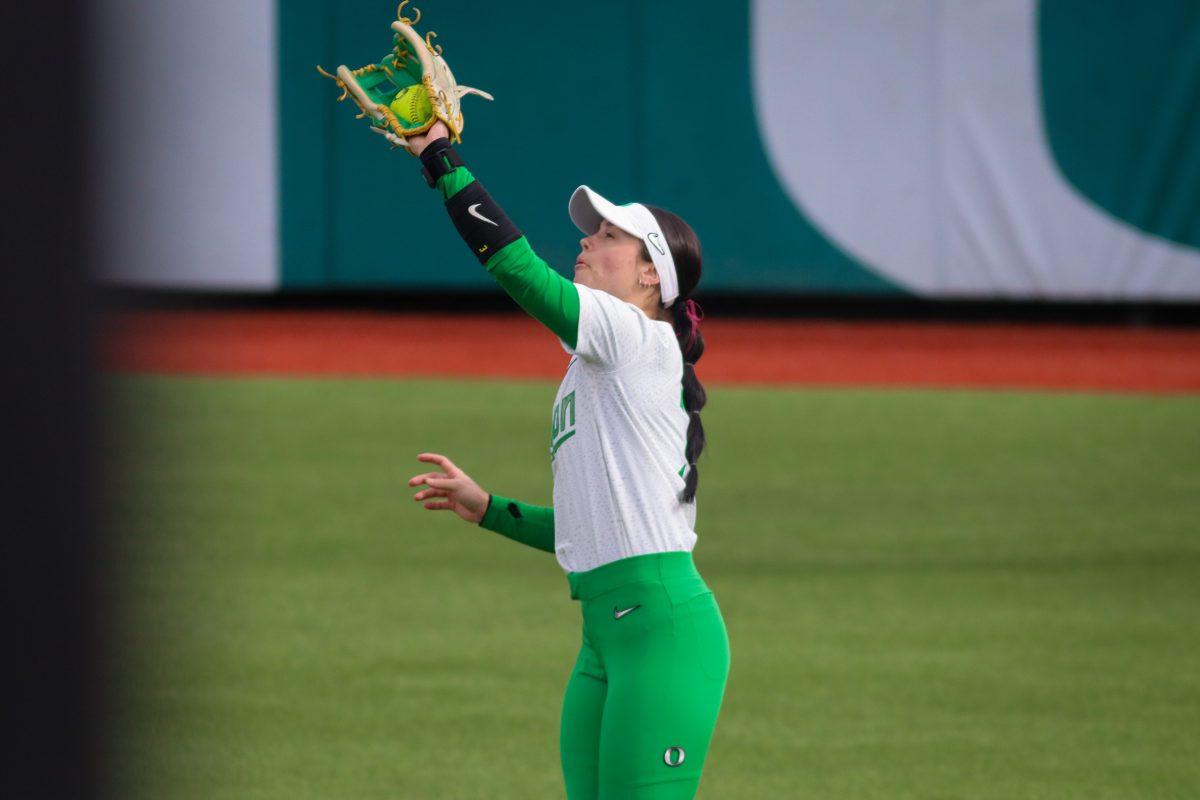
[408,452,554,553]
[407,121,581,350]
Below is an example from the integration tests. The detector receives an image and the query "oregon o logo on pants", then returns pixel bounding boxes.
[663,746,686,767]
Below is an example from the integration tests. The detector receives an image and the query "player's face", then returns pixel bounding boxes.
[575,219,651,300]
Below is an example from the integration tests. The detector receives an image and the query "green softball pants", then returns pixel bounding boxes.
[560,551,730,799]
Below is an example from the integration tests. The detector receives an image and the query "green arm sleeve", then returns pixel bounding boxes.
[478,493,555,554]
[436,166,580,349]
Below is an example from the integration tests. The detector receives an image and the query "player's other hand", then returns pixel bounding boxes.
[407,452,489,524]
[406,119,451,157]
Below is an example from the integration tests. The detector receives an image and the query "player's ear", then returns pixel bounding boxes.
[637,263,660,287]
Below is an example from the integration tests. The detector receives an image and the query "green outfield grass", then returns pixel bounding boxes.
[103,376,1200,799]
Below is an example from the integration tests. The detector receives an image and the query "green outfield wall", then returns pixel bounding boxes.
[278,0,899,294]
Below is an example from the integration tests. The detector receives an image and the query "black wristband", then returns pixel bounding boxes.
[445,180,523,264]
[418,138,464,188]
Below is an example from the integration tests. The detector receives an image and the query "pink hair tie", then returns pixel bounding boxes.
[683,298,705,350]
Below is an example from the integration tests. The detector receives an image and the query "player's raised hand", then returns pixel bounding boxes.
[405,119,450,157]
[407,452,490,524]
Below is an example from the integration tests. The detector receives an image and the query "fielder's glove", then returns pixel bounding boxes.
[316,1,493,155]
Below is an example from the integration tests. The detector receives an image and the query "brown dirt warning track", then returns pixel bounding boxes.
[103,310,1200,394]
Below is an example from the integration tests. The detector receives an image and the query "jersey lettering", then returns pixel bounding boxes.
[550,390,577,459]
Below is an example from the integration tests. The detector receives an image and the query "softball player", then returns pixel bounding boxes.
[405,120,729,800]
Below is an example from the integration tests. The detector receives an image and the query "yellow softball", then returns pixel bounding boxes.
[389,85,433,126]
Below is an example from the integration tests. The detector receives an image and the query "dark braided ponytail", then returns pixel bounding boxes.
[643,206,707,504]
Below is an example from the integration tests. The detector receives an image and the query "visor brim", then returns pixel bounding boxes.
[568,185,642,239]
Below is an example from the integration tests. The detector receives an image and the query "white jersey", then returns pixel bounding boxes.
[550,283,697,573]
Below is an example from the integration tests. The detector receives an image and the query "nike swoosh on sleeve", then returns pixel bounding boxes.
[468,203,500,227]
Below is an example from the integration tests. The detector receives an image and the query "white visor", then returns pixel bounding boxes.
[568,185,680,307]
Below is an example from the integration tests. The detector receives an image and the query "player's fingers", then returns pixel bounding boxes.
[407,471,447,486]
[423,501,452,510]
[417,452,459,474]
[412,488,448,501]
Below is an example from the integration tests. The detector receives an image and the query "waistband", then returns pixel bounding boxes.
[567,550,700,601]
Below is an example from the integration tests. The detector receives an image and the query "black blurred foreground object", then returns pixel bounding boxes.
[1,2,98,799]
